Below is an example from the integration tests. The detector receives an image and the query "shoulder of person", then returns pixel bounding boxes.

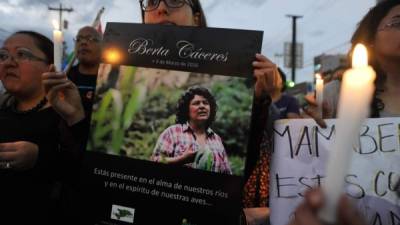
[0,93,13,109]
[162,124,185,134]
[286,94,299,103]
[277,94,295,104]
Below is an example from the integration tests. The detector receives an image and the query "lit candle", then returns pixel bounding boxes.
[104,48,122,64]
[52,20,63,72]
[320,44,376,223]
[315,73,324,118]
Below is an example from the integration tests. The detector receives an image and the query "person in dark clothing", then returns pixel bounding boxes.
[67,26,102,114]
[272,69,301,119]
[0,31,85,225]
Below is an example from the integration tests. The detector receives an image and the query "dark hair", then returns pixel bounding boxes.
[189,0,207,27]
[140,0,208,27]
[278,68,287,92]
[350,0,400,117]
[13,31,54,65]
[175,86,217,128]
[77,26,103,40]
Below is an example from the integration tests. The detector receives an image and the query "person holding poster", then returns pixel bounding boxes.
[306,0,400,124]
[0,31,85,224]
[152,86,232,174]
[139,0,281,223]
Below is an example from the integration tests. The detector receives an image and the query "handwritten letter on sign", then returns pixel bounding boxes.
[270,118,400,225]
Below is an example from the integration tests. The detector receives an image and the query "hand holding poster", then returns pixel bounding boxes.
[270,118,400,225]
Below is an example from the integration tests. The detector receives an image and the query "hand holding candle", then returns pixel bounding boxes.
[52,20,63,72]
[315,73,324,118]
[319,44,376,223]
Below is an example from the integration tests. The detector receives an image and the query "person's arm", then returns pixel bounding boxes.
[0,141,39,170]
[163,150,197,165]
[57,117,90,181]
[245,93,271,179]
[245,53,278,179]
[243,54,282,224]
[59,116,90,153]
[42,65,89,182]
[243,207,270,225]
[152,128,196,165]
[42,65,85,126]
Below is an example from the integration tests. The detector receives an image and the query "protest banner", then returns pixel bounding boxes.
[270,118,400,225]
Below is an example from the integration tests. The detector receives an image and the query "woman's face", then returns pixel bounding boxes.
[144,0,199,26]
[374,5,400,62]
[188,94,210,125]
[0,34,49,98]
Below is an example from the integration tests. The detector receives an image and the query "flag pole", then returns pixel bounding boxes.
[63,7,105,74]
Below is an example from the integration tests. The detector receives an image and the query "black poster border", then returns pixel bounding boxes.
[80,22,264,225]
[102,22,264,77]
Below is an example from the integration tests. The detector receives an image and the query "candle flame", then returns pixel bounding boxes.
[315,73,322,80]
[352,44,368,68]
[104,49,122,64]
[52,20,59,30]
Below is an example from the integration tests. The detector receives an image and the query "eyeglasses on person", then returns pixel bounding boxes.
[0,48,48,64]
[379,18,400,31]
[140,0,194,12]
[74,35,101,44]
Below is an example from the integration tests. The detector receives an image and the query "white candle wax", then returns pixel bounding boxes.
[315,73,324,118]
[320,44,376,223]
[52,21,63,72]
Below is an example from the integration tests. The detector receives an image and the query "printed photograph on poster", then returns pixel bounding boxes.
[88,65,253,176]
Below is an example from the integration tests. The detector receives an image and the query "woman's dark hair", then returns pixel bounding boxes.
[278,68,287,92]
[140,0,208,27]
[349,0,400,117]
[12,31,54,65]
[189,0,207,27]
[176,86,217,128]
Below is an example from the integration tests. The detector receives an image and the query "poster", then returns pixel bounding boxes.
[80,23,263,225]
[270,118,400,225]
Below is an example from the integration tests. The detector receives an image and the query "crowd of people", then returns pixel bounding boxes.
[0,0,399,224]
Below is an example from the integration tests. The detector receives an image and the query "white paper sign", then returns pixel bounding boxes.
[270,118,400,225]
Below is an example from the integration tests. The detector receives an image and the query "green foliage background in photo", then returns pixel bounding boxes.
[89,67,253,176]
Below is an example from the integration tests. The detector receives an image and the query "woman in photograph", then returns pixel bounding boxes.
[152,86,232,174]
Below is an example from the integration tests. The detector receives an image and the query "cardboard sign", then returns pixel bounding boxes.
[79,23,262,225]
[102,22,263,77]
[270,118,400,225]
